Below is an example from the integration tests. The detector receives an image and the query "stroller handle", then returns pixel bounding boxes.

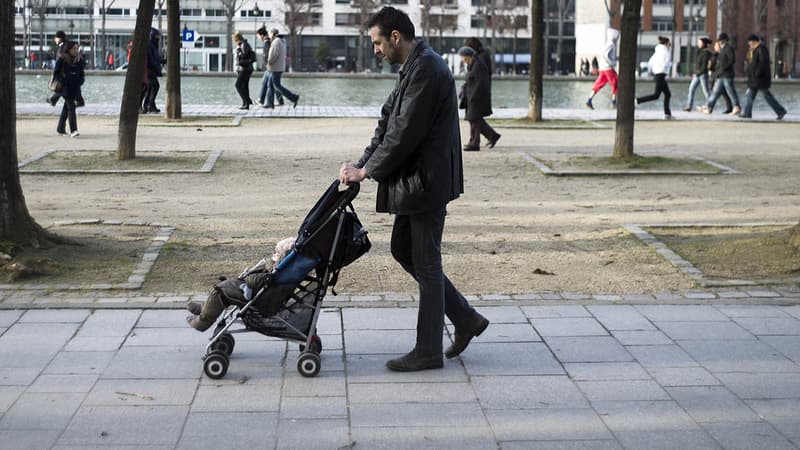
[333,179,360,200]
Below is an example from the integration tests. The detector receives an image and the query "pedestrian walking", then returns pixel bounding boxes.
[265,29,300,109]
[586,28,619,110]
[458,46,500,151]
[683,37,712,112]
[699,33,740,115]
[47,30,68,107]
[233,32,255,110]
[706,40,732,114]
[53,41,84,137]
[255,27,283,107]
[142,28,163,113]
[338,7,488,372]
[739,34,787,120]
[464,37,493,78]
[637,36,674,119]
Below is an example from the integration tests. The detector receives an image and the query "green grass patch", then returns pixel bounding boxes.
[0,224,153,284]
[647,225,800,281]
[547,155,717,172]
[489,118,604,129]
[24,150,208,171]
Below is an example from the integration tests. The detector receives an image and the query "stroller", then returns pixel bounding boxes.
[200,180,370,379]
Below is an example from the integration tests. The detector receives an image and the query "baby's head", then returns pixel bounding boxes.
[272,237,296,264]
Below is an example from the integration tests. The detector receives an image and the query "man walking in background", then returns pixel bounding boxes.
[739,34,786,120]
[339,7,489,372]
[699,33,741,116]
[264,29,300,109]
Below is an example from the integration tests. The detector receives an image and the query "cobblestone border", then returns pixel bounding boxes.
[519,151,739,176]
[2,285,799,309]
[0,219,174,292]
[129,116,242,127]
[625,222,800,287]
[489,120,610,130]
[18,149,223,174]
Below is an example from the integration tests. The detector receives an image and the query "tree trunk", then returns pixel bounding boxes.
[613,0,641,159]
[165,0,181,119]
[116,0,155,160]
[528,0,544,121]
[0,1,48,245]
[101,1,108,69]
[225,16,234,72]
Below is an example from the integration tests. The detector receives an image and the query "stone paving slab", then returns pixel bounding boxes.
[0,305,799,449]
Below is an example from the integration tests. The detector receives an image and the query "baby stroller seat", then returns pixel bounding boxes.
[201,180,370,379]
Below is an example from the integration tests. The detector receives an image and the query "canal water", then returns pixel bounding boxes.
[15,72,800,112]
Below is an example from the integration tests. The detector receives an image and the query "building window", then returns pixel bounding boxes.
[652,18,673,31]
[181,9,202,16]
[105,8,131,16]
[470,15,486,28]
[206,9,226,17]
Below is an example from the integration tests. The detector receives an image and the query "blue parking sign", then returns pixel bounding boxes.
[181,29,195,42]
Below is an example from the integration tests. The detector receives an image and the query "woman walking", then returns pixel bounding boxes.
[459,46,500,151]
[636,36,673,120]
[233,32,255,110]
[53,41,84,137]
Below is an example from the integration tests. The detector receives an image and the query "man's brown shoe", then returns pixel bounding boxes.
[386,348,443,372]
[445,313,490,359]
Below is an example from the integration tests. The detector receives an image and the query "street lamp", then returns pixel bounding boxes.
[253,2,260,42]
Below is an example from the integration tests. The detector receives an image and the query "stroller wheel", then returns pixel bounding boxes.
[297,352,321,378]
[210,333,235,356]
[203,350,229,379]
[299,335,322,354]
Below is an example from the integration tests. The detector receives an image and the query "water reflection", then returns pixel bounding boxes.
[15,72,799,112]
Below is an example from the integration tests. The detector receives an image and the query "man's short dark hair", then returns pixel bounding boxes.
[256,26,268,36]
[365,6,415,41]
[55,30,67,40]
[746,34,760,42]
[718,32,729,42]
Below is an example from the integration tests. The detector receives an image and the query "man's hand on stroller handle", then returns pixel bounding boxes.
[339,162,367,185]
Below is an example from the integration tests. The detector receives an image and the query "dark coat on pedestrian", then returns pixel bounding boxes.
[746,43,772,89]
[476,47,492,77]
[236,39,255,74]
[146,28,163,77]
[694,47,711,76]
[463,57,493,121]
[355,40,463,215]
[716,43,736,79]
[53,51,85,99]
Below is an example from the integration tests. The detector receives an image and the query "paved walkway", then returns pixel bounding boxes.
[1,304,799,449]
[17,103,798,122]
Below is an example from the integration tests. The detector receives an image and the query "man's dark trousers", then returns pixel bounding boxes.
[390,207,477,355]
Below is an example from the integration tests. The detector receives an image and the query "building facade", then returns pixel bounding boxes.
[14,0,576,74]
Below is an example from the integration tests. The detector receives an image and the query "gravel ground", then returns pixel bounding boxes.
[14,115,800,294]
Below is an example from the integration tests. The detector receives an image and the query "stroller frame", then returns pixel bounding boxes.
[201,181,363,379]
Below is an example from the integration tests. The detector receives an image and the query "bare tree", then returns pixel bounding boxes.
[165,0,181,119]
[156,0,166,31]
[349,0,380,72]
[29,0,54,65]
[493,0,527,73]
[427,0,460,54]
[222,0,248,71]
[16,0,33,68]
[528,0,544,121]
[554,0,573,74]
[0,1,51,245]
[97,0,117,69]
[85,0,96,68]
[612,0,641,159]
[116,0,154,160]
[284,0,318,70]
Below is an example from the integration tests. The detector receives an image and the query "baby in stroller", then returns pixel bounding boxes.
[186,237,296,331]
